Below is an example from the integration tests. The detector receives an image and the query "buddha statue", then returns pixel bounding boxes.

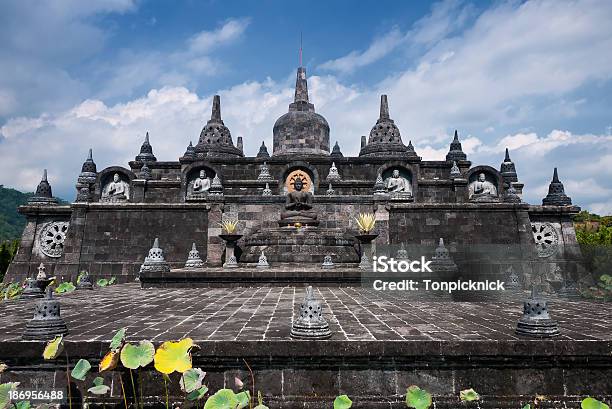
[102,173,128,201]
[385,170,412,199]
[193,170,211,193]
[469,173,498,201]
[279,177,318,226]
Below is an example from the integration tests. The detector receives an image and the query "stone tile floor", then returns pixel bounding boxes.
[0,284,610,343]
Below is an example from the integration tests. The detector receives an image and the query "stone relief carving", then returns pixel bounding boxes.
[284,169,314,194]
[531,222,559,258]
[39,221,70,258]
[101,173,130,202]
[468,172,498,202]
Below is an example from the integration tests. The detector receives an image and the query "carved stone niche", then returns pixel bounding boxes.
[381,167,413,201]
[100,172,131,203]
[186,167,216,200]
[467,167,501,203]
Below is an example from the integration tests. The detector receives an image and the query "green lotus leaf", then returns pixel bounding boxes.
[109,327,127,352]
[55,282,76,294]
[43,336,64,360]
[88,377,110,395]
[334,394,353,409]
[0,382,20,409]
[203,389,239,409]
[522,405,531,409]
[14,401,31,409]
[180,368,206,393]
[96,279,109,287]
[187,385,209,401]
[71,359,91,381]
[406,385,432,409]
[120,341,155,369]
[582,397,610,409]
[460,388,480,402]
[235,391,250,409]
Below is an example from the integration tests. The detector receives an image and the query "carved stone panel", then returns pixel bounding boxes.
[39,221,70,258]
[531,222,559,258]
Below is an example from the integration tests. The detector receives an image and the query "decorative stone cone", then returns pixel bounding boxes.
[504,266,522,291]
[256,251,270,269]
[430,238,458,276]
[321,255,334,269]
[21,278,44,299]
[76,272,94,290]
[23,288,69,340]
[185,242,204,268]
[515,287,560,338]
[291,286,332,339]
[139,237,170,274]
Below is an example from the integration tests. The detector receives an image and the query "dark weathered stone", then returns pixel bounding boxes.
[542,167,572,206]
[515,288,560,338]
[445,130,467,162]
[28,169,58,205]
[194,95,243,158]
[134,132,157,162]
[273,67,330,156]
[22,288,69,340]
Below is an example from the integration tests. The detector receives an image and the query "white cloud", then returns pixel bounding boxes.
[188,18,251,53]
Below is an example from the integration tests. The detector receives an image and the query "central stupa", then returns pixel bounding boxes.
[272,67,330,156]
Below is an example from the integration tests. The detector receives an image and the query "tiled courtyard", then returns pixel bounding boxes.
[1,284,610,344]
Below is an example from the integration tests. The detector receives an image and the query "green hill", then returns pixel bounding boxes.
[0,185,33,242]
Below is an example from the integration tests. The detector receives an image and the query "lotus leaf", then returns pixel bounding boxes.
[43,336,64,360]
[88,377,110,395]
[0,382,19,409]
[187,385,209,401]
[460,388,480,402]
[55,282,76,294]
[109,327,126,352]
[14,401,31,409]
[582,398,610,409]
[154,338,195,374]
[71,359,91,381]
[180,368,206,393]
[334,394,353,409]
[406,385,432,409]
[96,279,109,287]
[203,389,239,409]
[99,350,119,372]
[522,405,531,409]
[120,341,155,369]
[235,391,250,409]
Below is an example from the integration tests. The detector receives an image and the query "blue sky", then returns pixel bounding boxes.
[0,0,611,213]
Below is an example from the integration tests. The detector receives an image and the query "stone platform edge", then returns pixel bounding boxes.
[1,339,610,365]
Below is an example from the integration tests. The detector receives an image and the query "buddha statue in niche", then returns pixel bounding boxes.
[385,169,412,194]
[279,177,318,226]
[193,170,211,193]
[102,173,129,202]
[469,173,498,201]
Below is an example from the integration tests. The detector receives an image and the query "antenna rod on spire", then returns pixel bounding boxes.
[299,32,303,67]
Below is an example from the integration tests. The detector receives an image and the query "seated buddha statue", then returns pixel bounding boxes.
[279,177,318,226]
[469,173,498,201]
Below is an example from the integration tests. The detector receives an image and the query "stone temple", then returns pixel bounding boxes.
[3,65,609,408]
[6,64,582,286]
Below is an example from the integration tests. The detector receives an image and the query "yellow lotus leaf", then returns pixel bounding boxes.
[99,350,119,372]
[154,338,195,374]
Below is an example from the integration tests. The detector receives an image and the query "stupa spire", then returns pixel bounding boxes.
[294,67,310,104]
[211,95,222,121]
[379,95,390,120]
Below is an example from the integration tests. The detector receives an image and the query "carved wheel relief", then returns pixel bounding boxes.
[531,222,559,258]
[285,170,313,193]
[39,222,70,258]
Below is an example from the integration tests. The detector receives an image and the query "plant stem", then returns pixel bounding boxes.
[130,369,137,408]
[65,349,72,409]
[164,375,169,409]
[243,358,255,409]
[120,374,128,409]
[139,370,144,409]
